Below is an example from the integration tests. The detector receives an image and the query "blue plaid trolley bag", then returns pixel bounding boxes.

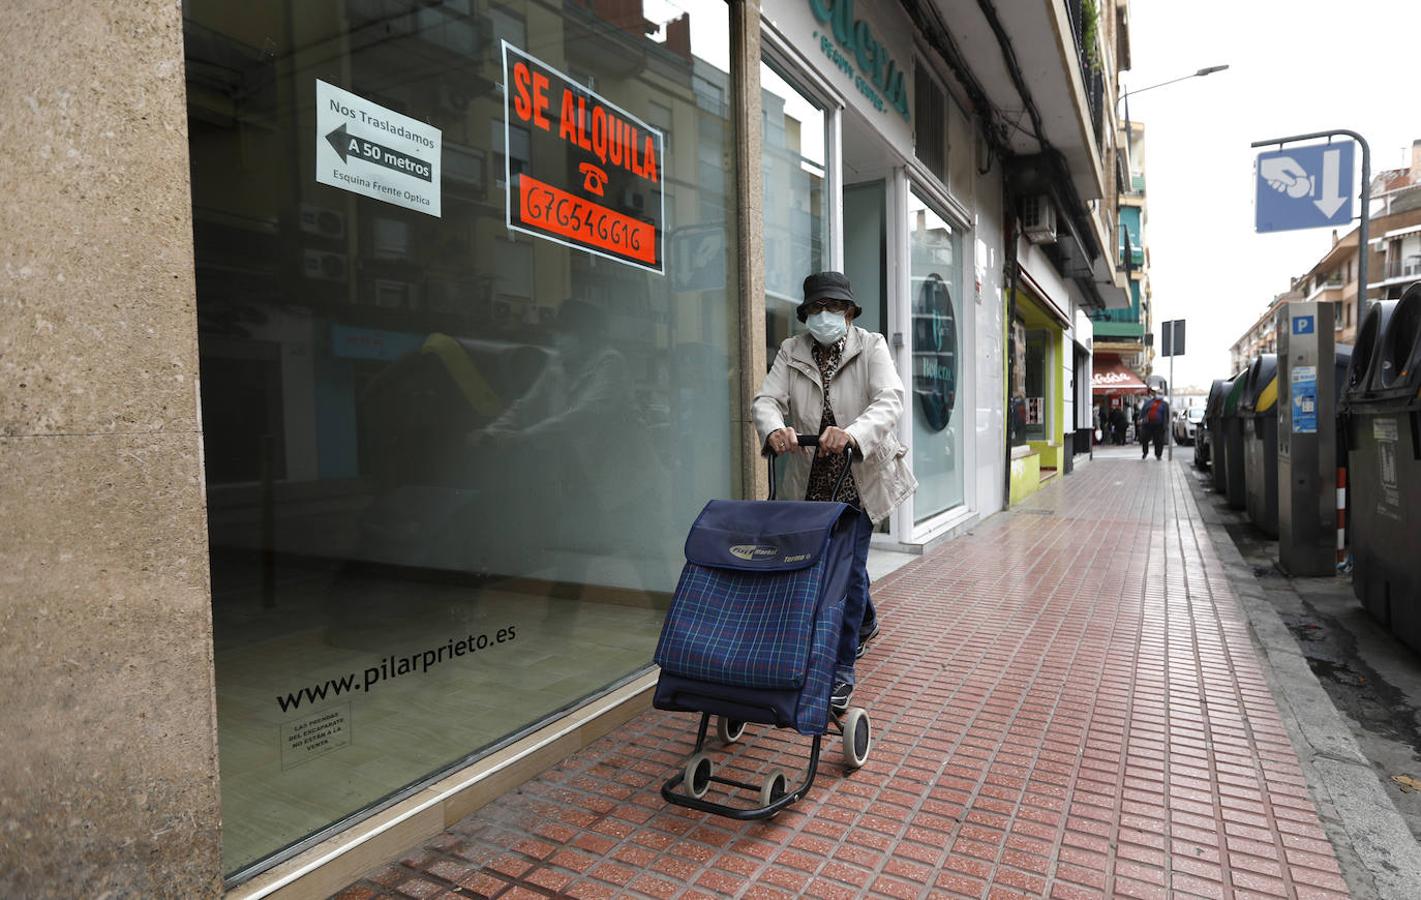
[652,437,872,819]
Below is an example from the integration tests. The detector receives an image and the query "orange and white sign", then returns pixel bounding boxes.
[501,42,664,274]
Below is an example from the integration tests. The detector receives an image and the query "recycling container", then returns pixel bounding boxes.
[1241,354,1280,537]
[1343,299,1395,625]
[1221,370,1250,509]
[1343,286,1421,652]
[1199,377,1230,477]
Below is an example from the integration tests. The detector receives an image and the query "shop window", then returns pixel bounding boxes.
[760,57,829,356]
[1010,316,1028,447]
[908,189,964,521]
[1023,330,1049,443]
[185,0,737,878]
[1008,318,1050,447]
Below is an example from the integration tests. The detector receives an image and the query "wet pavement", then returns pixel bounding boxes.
[334,454,1359,899]
[1182,459,1421,845]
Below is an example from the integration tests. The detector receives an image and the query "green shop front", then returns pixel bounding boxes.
[1008,269,1071,504]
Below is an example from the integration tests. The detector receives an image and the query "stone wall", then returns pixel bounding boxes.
[0,1,222,896]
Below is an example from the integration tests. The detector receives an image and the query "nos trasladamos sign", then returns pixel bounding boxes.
[501,42,665,274]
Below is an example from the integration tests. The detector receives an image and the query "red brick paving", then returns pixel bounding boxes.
[335,459,1350,898]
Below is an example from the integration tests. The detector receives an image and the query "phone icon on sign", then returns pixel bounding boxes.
[579,163,608,197]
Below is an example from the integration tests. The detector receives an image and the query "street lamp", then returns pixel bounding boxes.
[1117,65,1230,114]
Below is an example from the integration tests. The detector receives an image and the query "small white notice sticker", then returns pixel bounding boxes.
[316,80,441,217]
[280,702,352,769]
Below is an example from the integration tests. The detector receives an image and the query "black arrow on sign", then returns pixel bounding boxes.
[325,123,432,182]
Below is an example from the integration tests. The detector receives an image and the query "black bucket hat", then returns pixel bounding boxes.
[796,271,863,322]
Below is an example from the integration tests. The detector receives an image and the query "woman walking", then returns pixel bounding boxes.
[753,271,917,712]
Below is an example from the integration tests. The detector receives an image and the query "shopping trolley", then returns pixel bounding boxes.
[652,436,872,818]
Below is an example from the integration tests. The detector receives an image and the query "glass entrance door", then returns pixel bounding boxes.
[843,181,886,336]
[907,189,965,522]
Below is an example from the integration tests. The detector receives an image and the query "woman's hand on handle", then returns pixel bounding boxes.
[817,426,856,457]
[767,426,801,456]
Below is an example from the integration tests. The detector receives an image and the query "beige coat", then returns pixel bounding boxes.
[753,326,917,524]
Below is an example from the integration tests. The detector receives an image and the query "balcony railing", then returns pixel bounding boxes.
[1089,67,1105,145]
[1384,256,1421,280]
[1065,0,1103,145]
[1065,0,1086,63]
[1091,307,1142,324]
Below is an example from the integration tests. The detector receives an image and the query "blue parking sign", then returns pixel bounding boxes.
[1256,142,1355,233]
[1292,315,1315,335]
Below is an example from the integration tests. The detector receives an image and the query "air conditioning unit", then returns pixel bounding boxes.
[302,249,347,282]
[298,204,345,240]
[1022,195,1058,245]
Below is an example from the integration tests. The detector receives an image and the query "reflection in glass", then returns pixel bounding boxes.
[908,190,965,522]
[760,58,827,357]
[1023,329,1048,442]
[843,181,886,337]
[1010,316,1030,447]
[185,0,737,875]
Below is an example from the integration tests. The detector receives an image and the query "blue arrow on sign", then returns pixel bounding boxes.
[1255,142,1355,233]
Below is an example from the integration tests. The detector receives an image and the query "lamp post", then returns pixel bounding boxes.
[1118,65,1230,166]
[1118,65,1230,112]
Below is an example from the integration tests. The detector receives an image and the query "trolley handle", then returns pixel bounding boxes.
[766,434,854,502]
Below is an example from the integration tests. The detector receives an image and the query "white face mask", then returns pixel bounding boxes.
[806,310,848,346]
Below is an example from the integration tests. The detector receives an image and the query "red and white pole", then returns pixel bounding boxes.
[1336,466,1347,565]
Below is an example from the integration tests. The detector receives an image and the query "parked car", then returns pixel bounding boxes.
[1174,406,1205,445]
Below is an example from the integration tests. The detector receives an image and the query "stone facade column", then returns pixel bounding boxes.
[0,2,223,896]
[731,0,767,499]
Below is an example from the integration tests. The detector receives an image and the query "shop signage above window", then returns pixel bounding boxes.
[808,0,910,122]
[316,80,442,217]
[501,42,665,274]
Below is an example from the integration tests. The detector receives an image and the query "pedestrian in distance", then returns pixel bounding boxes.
[1110,406,1127,445]
[1137,388,1170,459]
[754,271,918,714]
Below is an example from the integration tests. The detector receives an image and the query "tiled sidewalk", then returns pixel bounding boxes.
[336,457,1352,899]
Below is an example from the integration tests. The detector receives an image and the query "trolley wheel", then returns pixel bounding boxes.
[759,768,789,809]
[841,707,871,769]
[716,716,746,745]
[684,752,714,799]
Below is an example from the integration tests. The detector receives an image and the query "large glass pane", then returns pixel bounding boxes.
[761,58,827,356]
[184,0,737,875]
[908,189,964,522]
